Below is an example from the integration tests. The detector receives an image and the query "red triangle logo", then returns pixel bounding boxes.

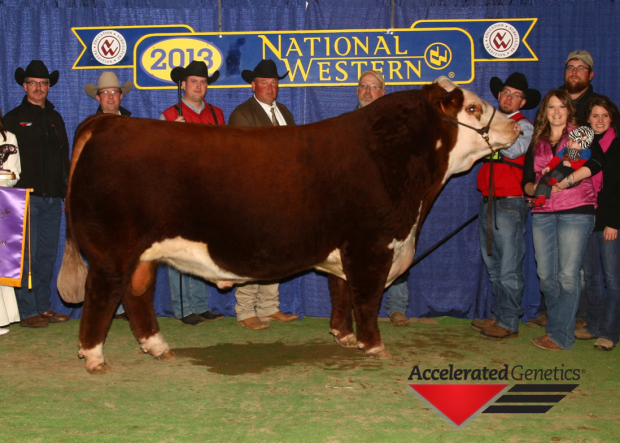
[410,384,508,426]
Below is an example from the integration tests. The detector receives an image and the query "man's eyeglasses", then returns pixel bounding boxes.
[98,90,121,96]
[565,65,590,72]
[26,80,50,87]
[500,89,524,100]
[359,83,381,90]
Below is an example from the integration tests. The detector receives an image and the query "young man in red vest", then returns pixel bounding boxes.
[160,60,225,325]
[471,73,540,341]
[160,60,224,125]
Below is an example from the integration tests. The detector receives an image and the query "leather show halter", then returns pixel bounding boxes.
[442,106,497,152]
[442,106,499,254]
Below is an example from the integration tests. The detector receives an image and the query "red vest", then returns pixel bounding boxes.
[477,112,529,197]
[162,100,225,125]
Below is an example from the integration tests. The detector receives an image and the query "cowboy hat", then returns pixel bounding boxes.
[489,72,541,110]
[170,60,220,85]
[84,71,133,98]
[241,59,288,84]
[15,60,59,87]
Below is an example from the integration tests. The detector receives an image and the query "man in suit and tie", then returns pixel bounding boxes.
[228,59,299,330]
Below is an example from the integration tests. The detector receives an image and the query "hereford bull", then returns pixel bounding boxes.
[58,77,520,374]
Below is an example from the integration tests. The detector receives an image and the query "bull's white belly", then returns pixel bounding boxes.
[140,237,249,289]
[141,202,423,289]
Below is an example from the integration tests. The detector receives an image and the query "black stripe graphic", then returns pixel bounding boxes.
[482,384,578,414]
[483,405,553,414]
[508,384,578,393]
[495,394,565,403]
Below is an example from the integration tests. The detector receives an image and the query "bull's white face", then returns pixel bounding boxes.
[436,77,521,181]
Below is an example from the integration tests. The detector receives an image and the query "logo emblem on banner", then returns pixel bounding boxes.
[425,43,452,70]
[92,30,127,65]
[483,22,520,59]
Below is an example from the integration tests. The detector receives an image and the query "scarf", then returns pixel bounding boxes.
[591,127,616,194]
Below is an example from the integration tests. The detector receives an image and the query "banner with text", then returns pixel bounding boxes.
[72,19,537,89]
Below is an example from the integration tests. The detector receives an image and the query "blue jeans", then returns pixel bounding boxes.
[385,280,409,316]
[582,232,620,345]
[168,267,210,319]
[479,196,529,331]
[532,213,594,349]
[14,196,62,319]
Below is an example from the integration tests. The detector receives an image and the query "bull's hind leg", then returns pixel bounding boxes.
[79,268,124,374]
[123,261,175,362]
[328,275,357,347]
[342,246,393,360]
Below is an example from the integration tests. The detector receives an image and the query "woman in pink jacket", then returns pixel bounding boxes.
[522,89,605,351]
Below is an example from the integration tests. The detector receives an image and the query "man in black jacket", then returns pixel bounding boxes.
[3,60,70,328]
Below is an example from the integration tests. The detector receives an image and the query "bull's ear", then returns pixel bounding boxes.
[435,76,456,92]
[425,83,464,119]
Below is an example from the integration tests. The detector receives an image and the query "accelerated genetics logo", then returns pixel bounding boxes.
[407,364,581,427]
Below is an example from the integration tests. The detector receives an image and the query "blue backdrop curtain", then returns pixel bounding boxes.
[0,0,618,321]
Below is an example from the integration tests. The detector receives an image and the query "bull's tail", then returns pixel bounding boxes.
[57,215,88,303]
[57,118,96,303]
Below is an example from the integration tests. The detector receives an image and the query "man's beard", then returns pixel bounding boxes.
[565,77,589,94]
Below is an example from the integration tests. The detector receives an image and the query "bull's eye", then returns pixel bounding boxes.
[467,105,476,113]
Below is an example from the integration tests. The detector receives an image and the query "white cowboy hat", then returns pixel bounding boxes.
[84,71,133,99]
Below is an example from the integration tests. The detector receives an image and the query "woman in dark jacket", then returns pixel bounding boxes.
[578,96,620,351]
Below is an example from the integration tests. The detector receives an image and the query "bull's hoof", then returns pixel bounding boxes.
[361,343,392,360]
[368,349,392,360]
[155,349,176,361]
[330,329,358,348]
[86,362,111,374]
[335,333,358,348]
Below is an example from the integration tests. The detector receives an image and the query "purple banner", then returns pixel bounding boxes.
[0,187,29,287]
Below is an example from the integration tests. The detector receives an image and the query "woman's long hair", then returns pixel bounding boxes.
[585,95,620,134]
[531,89,578,148]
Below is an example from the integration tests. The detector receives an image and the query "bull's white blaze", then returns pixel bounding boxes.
[435,77,520,184]
[435,139,442,150]
[140,237,250,286]
[79,342,104,371]
[139,332,170,357]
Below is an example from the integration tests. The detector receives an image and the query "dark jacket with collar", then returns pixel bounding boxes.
[228,97,295,127]
[594,133,620,231]
[3,96,70,198]
[95,105,132,116]
[559,83,599,126]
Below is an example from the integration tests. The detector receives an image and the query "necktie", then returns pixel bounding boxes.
[271,108,280,126]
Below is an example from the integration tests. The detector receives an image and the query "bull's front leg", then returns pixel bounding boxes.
[328,275,357,348]
[343,246,392,360]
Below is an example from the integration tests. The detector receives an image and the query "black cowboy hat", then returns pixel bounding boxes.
[489,72,541,110]
[170,60,220,85]
[241,59,288,84]
[15,60,59,87]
